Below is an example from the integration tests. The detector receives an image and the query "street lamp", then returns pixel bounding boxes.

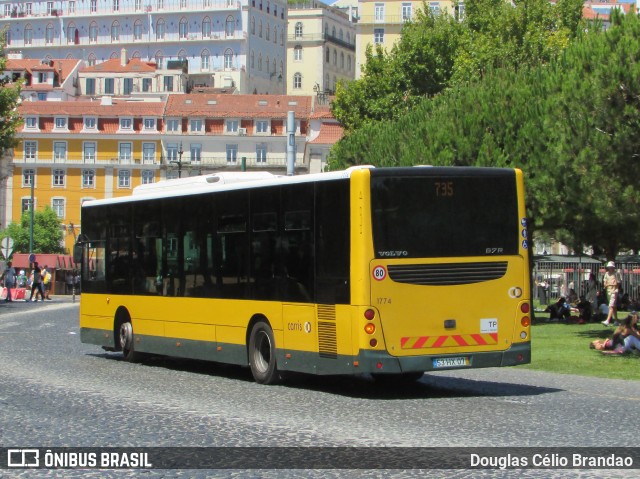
[169,142,185,178]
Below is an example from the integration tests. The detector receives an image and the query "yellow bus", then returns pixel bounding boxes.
[77,166,531,384]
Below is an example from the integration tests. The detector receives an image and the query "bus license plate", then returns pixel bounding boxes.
[433,357,469,369]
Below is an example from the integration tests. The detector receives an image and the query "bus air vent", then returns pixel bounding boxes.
[387,262,508,286]
[317,304,337,358]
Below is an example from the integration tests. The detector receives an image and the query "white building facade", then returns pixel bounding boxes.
[0,0,288,94]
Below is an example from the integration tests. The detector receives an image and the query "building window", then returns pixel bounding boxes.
[89,22,98,43]
[179,17,188,39]
[135,0,142,10]
[123,78,134,95]
[24,25,33,45]
[90,0,97,12]
[325,48,330,63]
[85,78,96,95]
[119,118,133,130]
[118,170,131,188]
[374,28,384,44]
[21,198,33,214]
[143,118,156,131]
[134,20,143,40]
[82,169,95,188]
[190,119,203,133]
[190,143,202,162]
[84,117,97,130]
[256,144,267,163]
[111,21,120,42]
[25,117,38,129]
[202,17,211,38]
[429,2,441,16]
[113,0,119,11]
[53,169,65,187]
[375,3,385,22]
[166,119,180,132]
[55,118,68,130]
[164,76,173,92]
[104,78,115,95]
[53,142,67,161]
[45,24,54,44]
[156,19,165,40]
[226,16,235,38]
[142,143,156,162]
[224,49,234,69]
[294,45,302,61]
[141,170,155,184]
[23,168,35,187]
[201,50,210,70]
[402,3,412,21]
[67,24,76,44]
[142,78,152,92]
[226,144,238,163]
[293,72,302,89]
[226,120,238,133]
[119,143,132,162]
[83,143,96,163]
[166,143,178,162]
[52,198,65,218]
[295,22,303,39]
[256,120,268,133]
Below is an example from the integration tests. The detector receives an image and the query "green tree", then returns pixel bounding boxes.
[2,207,66,256]
[0,29,22,154]
[331,0,584,133]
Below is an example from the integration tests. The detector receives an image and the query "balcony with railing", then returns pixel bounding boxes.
[14,153,160,166]
[288,32,355,51]
[162,153,304,169]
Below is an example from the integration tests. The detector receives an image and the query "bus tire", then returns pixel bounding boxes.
[248,321,281,385]
[119,320,142,363]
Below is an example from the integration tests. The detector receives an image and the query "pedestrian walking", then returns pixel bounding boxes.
[2,261,16,302]
[602,261,620,326]
[30,262,45,302]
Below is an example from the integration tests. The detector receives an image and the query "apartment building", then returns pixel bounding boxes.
[287,1,356,96]
[356,0,457,78]
[0,0,288,94]
[8,92,341,252]
[3,56,82,100]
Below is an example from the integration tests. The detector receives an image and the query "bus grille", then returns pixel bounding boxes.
[387,262,508,286]
[317,305,337,358]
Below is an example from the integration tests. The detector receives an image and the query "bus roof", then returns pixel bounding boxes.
[82,165,374,208]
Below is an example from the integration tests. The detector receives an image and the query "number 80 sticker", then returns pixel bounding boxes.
[373,265,387,281]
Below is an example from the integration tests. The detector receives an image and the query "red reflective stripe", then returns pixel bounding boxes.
[489,333,498,342]
[452,335,468,346]
[413,336,429,349]
[471,334,487,345]
[400,337,409,348]
[433,336,448,348]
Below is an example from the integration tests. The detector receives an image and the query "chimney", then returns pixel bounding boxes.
[120,48,127,67]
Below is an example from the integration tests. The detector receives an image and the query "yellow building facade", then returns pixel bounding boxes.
[356,0,457,78]
[10,98,164,253]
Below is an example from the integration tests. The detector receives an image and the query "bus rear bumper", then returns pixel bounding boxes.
[356,342,531,374]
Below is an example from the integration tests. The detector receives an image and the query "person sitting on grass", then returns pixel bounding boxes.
[601,312,640,355]
[544,297,573,322]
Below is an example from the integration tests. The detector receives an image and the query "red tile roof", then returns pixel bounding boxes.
[80,57,157,73]
[165,94,313,119]
[5,59,81,85]
[309,123,344,144]
[19,99,166,118]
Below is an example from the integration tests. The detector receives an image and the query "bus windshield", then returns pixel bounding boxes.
[371,172,519,259]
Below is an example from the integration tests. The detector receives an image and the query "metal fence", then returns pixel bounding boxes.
[532,255,640,308]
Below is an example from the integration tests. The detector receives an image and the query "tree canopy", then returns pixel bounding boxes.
[328,12,640,259]
[1,207,66,257]
[330,0,585,133]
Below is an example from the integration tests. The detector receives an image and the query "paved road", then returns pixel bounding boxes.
[0,297,638,478]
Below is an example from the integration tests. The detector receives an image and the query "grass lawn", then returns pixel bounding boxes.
[523,311,640,380]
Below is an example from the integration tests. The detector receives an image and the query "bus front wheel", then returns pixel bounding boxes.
[119,321,142,363]
[248,322,281,385]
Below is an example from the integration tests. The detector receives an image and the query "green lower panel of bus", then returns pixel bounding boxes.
[81,327,530,376]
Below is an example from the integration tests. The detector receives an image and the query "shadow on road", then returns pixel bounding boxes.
[89,352,561,400]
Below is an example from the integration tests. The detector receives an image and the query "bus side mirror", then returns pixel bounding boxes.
[73,244,83,264]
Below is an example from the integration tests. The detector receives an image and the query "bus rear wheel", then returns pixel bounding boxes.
[119,321,142,363]
[248,322,281,385]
